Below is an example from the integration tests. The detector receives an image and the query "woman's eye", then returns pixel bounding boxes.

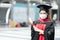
[43,13,46,14]
[40,13,46,14]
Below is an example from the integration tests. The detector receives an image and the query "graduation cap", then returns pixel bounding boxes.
[37,4,52,12]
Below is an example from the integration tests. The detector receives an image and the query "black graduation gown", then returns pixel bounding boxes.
[31,21,55,40]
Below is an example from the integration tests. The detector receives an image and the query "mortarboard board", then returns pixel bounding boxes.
[37,4,52,12]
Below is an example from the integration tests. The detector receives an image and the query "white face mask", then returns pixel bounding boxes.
[39,14,47,19]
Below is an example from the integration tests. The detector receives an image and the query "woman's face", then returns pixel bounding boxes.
[39,10,48,19]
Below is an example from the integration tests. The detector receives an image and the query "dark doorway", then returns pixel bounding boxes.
[51,9,58,20]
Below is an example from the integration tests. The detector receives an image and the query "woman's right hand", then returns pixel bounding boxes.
[29,17,44,34]
[33,26,44,34]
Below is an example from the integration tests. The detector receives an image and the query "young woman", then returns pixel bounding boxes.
[30,4,55,40]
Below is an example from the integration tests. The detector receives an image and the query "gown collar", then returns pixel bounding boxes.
[38,18,50,23]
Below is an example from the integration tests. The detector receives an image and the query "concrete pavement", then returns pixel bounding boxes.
[0,25,59,40]
[0,27,31,40]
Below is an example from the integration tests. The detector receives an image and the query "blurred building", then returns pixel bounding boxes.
[0,0,40,26]
[43,0,60,22]
[0,0,59,27]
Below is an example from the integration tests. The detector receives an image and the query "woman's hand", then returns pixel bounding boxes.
[33,26,44,34]
[39,31,44,34]
[29,17,44,34]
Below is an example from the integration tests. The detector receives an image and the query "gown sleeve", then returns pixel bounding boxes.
[44,21,55,40]
[31,21,40,40]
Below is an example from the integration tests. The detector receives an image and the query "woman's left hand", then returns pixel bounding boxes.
[39,31,44,34]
